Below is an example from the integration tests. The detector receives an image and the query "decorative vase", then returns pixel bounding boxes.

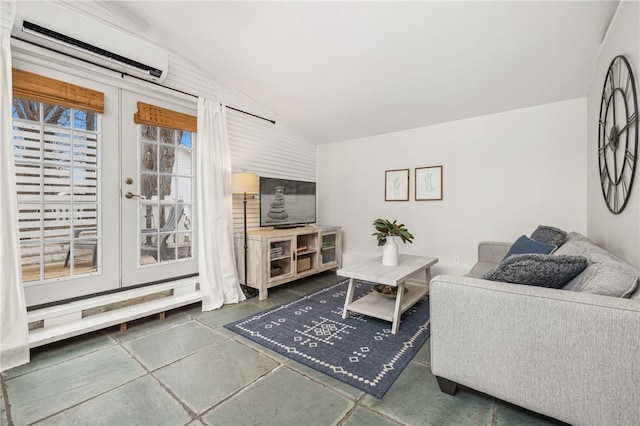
[382,236,399,266]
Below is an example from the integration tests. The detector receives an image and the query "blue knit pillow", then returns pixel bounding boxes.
[482,253,588,288]
[503,235,556,261]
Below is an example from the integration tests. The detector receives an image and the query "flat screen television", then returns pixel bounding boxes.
[259,177,316,228]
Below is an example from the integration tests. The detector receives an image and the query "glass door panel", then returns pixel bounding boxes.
[121,91,197,287]
[11,66,119,307]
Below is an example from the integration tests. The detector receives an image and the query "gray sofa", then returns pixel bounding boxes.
[429,231,640,426]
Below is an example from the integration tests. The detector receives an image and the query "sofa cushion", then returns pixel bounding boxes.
[503,235,556,260]
[555,238,639,298]
[465,262,496,278]
[530,225,567,247]
[482,253,588,288]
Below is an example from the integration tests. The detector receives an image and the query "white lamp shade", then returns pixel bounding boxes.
[232,172,259,194]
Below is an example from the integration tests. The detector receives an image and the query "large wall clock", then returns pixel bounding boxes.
[598,55,638,214]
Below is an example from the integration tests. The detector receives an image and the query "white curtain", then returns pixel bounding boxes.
[196,98,245,310]
[0,0,30,372]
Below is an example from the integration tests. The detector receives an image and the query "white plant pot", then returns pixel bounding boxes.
[382,236,399,266]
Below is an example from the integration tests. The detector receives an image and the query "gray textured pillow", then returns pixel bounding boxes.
[482,253,588,288]
[556,239,639,297]
[530,225,567,247]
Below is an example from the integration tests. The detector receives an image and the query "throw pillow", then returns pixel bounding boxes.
[482,253,588,288]
[530,225,568,247]
[556,238,639,298]
[503,235,557,261]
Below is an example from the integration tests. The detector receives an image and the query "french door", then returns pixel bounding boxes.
[120,91,198,287]
[14,63,198,307]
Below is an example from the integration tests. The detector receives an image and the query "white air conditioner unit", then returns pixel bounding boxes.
[12,3,169,83]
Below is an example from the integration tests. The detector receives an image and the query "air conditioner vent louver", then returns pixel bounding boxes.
[22,20,163,79]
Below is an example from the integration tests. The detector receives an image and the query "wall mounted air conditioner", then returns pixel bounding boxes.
[12,3,169,83]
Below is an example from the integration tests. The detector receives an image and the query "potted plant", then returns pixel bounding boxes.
[372,219,414,266]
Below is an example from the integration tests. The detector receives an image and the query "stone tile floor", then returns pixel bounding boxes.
[1,272,567,425]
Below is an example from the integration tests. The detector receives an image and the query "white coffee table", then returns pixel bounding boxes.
[337,254,438,334]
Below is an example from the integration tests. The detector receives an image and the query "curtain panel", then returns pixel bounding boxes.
[196,98,244,310]
[1,0,30,372]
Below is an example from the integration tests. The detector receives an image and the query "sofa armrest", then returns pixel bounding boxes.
[477,241,511,264]
[429,275,640,426]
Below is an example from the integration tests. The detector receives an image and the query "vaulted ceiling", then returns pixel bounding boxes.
[108,1,619,144]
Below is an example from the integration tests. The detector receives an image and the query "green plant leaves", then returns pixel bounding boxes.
[372,218,414,245]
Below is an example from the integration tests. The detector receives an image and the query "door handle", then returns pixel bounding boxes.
[124,191,145,199]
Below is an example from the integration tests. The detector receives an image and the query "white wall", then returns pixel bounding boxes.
[587,0,640,267]
[318,99,587,275]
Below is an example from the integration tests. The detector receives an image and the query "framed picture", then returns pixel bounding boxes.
[415,166,443,201]
[385,169,410,201]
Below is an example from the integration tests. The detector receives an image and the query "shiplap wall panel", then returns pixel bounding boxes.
[227,107,317,233]
[227,111,316,179]
[1,0,13,33]
[231,197,260,233]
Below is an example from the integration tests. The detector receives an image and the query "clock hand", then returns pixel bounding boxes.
[608,126,619,152]
[617,114,637,137]
[600,130,613,153]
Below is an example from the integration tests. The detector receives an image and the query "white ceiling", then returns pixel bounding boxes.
[108,1,619,144]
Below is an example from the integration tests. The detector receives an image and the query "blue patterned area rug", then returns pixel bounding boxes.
[224,278,430,398]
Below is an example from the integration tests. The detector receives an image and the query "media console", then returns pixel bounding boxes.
[234,225,342,300]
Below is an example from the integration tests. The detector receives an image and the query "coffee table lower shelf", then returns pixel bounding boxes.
[344,283,428,324]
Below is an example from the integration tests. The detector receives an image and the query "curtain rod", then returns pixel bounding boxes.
[130,73,277,125]
[13,36,277,125]
[227,105,277,124]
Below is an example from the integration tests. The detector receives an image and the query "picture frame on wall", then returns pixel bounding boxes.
[385,169,410,201]
[415,165,443,201]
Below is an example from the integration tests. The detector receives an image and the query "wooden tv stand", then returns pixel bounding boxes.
[234,225,342,300]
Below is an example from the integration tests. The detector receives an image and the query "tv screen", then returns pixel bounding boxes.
[260,177,316,228]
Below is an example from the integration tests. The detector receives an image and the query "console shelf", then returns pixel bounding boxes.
[235,225,342,300]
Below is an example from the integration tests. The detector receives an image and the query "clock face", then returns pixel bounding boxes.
[598,55,638,214]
